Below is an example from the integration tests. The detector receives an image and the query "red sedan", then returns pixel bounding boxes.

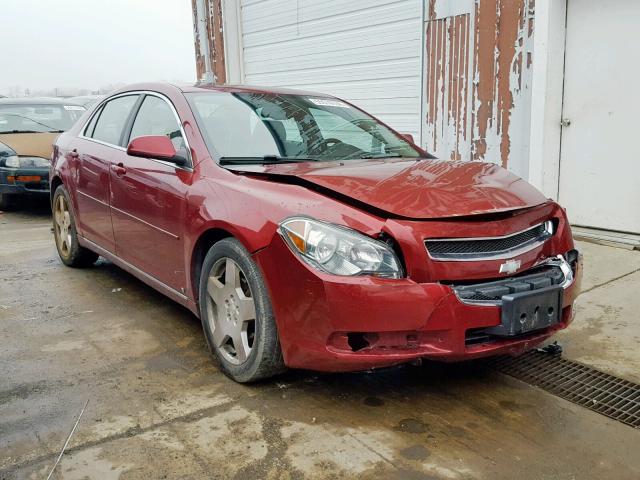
[50,83,582,382]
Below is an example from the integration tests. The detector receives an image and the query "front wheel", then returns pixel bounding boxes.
[52,185,99,267]
[199,238,285,383]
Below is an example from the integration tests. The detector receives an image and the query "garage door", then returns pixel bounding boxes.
[239,0,423,139]
[558,0,640,234]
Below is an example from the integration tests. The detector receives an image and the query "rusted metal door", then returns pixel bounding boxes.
[422,0,535,179]
[423,1,475,161]
[558,0,640,233]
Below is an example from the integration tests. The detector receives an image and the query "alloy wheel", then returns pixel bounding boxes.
[205,257,257,365]
[54,194,72,258]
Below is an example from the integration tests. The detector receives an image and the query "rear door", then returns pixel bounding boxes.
[109,93,191,292]
[74,94,140,252]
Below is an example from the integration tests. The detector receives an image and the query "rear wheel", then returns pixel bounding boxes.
[52,185,99,267]
[199,238,285,383]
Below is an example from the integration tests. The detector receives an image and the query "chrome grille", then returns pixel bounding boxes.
[425,221,553,261]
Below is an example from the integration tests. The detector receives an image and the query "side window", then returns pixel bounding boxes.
[83,106,102,138]
[129,95,187,155]
[91,95,138,146]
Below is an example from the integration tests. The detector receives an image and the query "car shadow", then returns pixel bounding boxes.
[75,247,498,395]
[1,196,51,218]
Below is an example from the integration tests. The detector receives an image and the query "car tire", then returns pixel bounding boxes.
[0,193,15,211]
[198,238,285,383]
[52,185,99,267]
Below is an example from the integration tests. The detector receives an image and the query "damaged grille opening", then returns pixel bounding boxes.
[448,264,566,304]
[464,321,561,346]
[347,332,370,352]
[425,220,554,261]
[465,328,494,345]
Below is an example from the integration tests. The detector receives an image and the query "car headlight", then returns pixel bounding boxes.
[278,217,403,279]
[3,155,19,168]
[3,156,49,168]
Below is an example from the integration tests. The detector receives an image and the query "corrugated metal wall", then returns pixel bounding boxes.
[238,0,423,139]
[424,0,535,177]
[424,12,472,161]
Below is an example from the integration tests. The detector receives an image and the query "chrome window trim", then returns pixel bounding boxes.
[78,90,194,172]
[425,221,554,262]
[79,91,138,146]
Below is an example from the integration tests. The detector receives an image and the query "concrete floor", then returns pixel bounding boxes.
[1,203,639,480]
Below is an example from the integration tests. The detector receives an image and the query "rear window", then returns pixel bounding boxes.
[0,104,85,133]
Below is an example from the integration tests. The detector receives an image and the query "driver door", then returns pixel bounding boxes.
[109,93,192,292]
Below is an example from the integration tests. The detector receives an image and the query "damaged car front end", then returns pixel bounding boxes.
[184,87,583,374]
[246,171,582,371]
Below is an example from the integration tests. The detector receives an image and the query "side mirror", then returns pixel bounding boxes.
[401,133,415,144]
[127,135,187,166]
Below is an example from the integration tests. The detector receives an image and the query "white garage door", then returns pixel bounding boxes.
[238,0,423,139]
[559,0,640,234]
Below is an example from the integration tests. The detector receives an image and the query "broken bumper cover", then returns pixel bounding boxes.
[254,236,583,372]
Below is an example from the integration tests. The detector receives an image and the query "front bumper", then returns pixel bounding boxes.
[254,235,583,372]
[0,167,50,195]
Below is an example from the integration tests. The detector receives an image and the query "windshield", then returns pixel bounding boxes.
[0,104,85,133]
[187,92,421,162]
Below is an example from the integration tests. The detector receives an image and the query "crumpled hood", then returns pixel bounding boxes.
[228,158,548,219]
[0,132,59,159]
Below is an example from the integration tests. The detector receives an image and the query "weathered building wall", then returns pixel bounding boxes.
[192,0,536,177]
[424,0,535,177]
[192,0,226,83]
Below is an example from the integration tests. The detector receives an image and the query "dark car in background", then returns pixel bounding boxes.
[0,98,85,209]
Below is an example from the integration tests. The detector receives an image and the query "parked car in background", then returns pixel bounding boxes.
[68,95,105,108]
[0,98,85,209]
[50,83,582,383]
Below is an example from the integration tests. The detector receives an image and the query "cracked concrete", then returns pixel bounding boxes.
[1,205,639,479]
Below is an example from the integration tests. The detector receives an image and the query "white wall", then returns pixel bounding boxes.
[528,0,567,198]
[227,0,424,139]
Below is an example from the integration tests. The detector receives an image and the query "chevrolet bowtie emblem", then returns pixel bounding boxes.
[499,259,521,274]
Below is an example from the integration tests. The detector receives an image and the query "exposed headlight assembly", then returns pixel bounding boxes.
[278,217,403,279]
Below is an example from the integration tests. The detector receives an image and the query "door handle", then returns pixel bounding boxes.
[111,163,127,176]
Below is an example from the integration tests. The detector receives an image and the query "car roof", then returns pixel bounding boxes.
[0,97,83,106]
[108,82,333,99]
[180,83,332,97]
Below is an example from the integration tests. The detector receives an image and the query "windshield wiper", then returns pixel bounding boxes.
[0,129,43,134]
[358,153,403,159]
[219,155,317,165]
